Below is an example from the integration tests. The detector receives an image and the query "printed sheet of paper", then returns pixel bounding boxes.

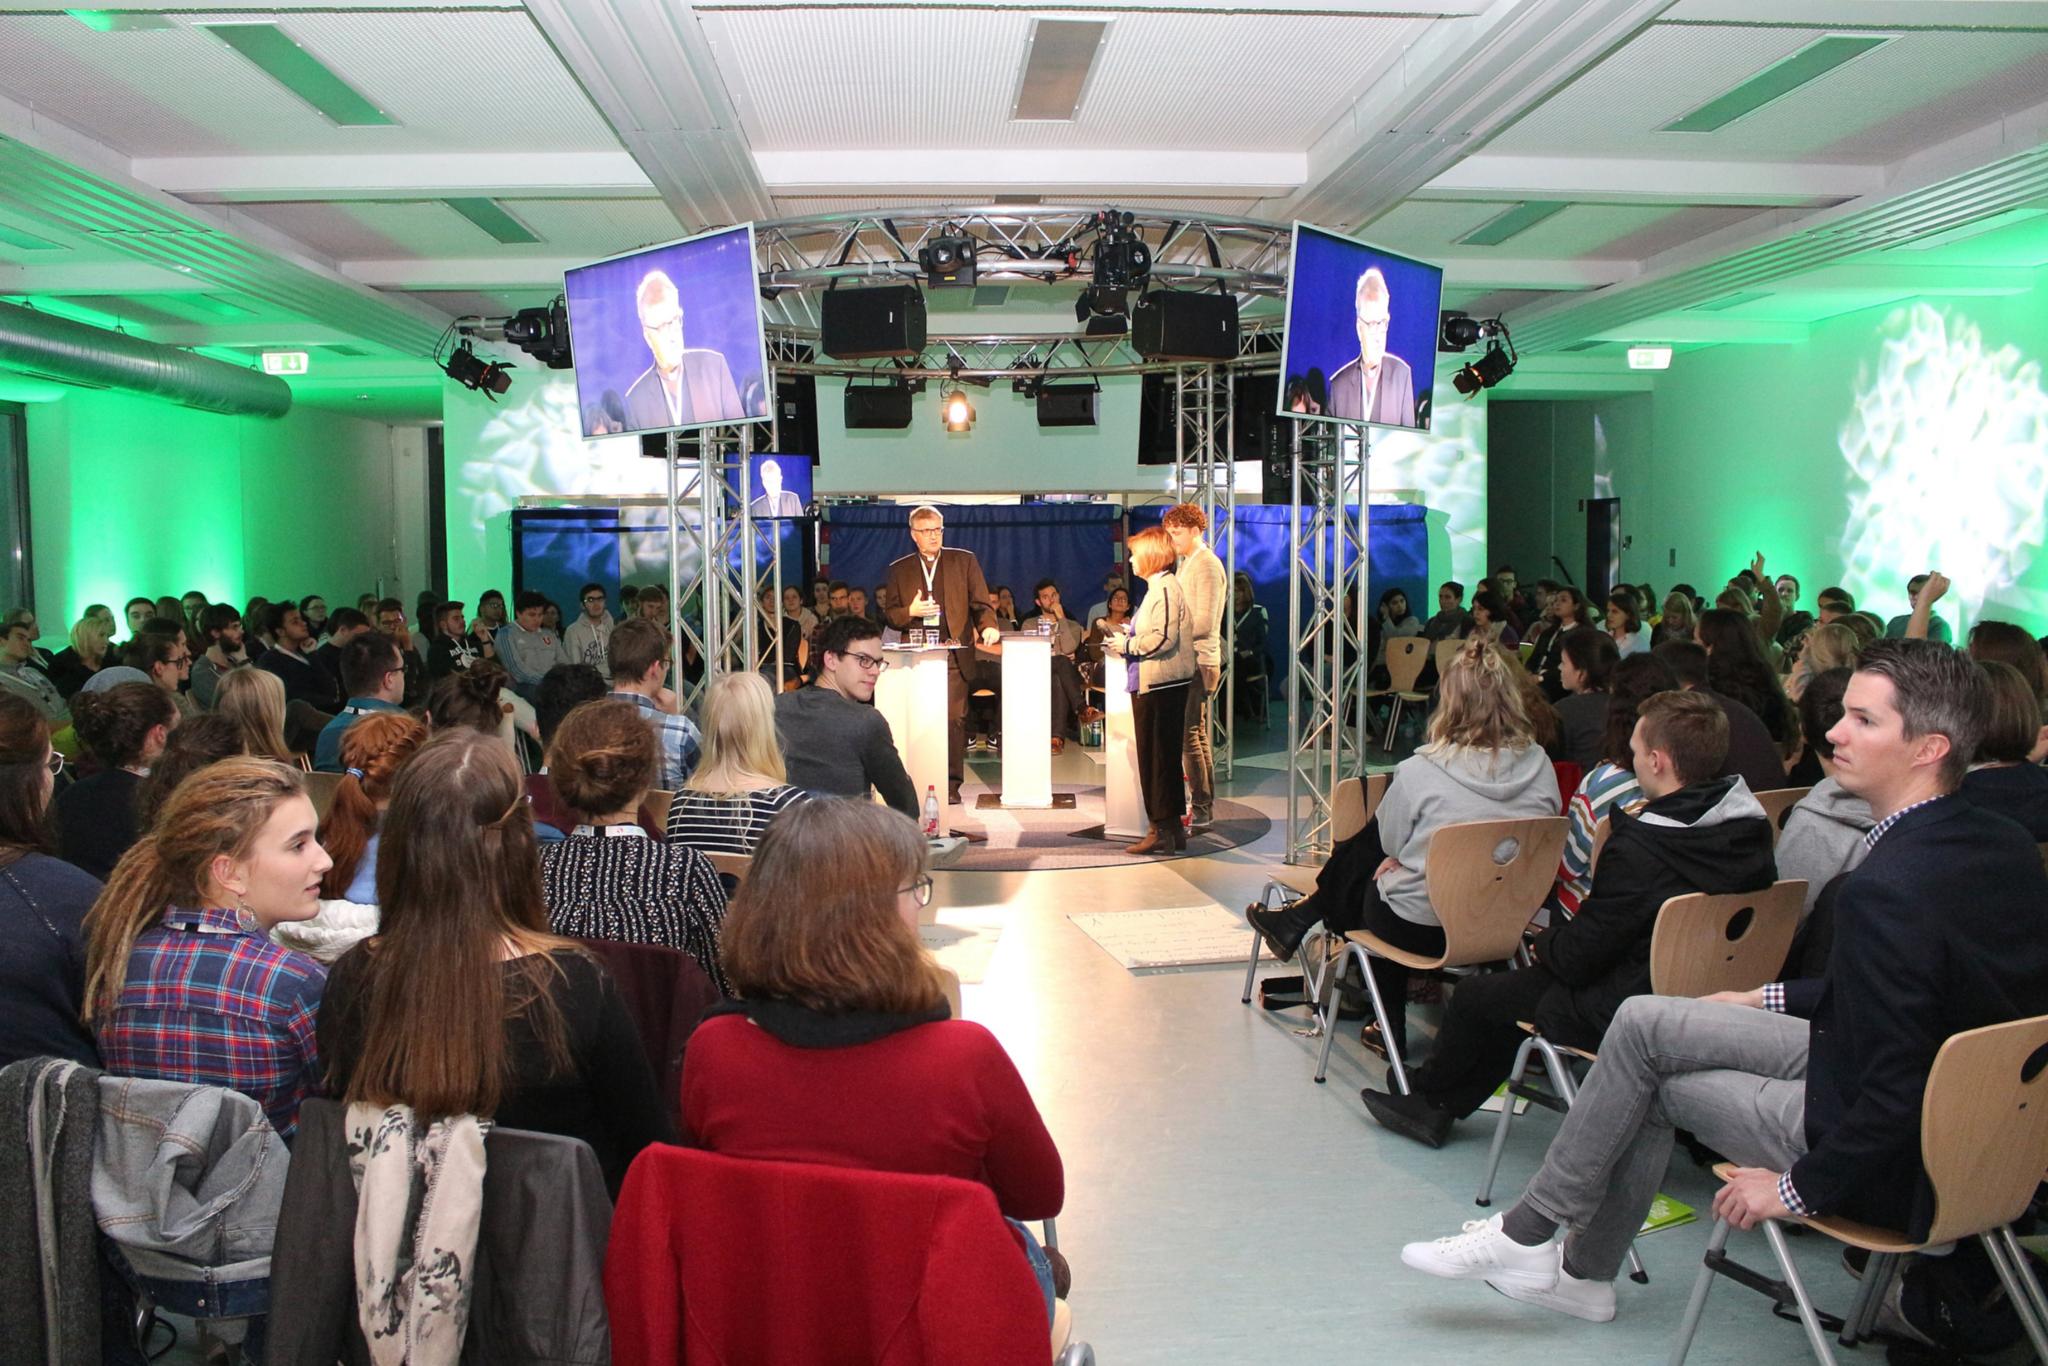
[1069,905,1276,972]
[919,911,1006,984]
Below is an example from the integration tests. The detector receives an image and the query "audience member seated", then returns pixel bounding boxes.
[123,622,197,720]
[607,618,700,792]
[313,631,407,773]
[1774,668,1872,948]
[683,798,1067,1313]
[757,585,807,690]
[666,671,807,855]
[564,582,615,681]
[58,682,178,881]
[215,664,299,765]
[254,600,342,721]
[1246,641,1559,1060]
[189,603,249,710]
[1967,619,2048,701]
[322,712,429,908]
[538,699,730,989]
[528,662,610,841]
[1362,690,1774,1147]
[374,598,427,707]
[425,661,519,761]
[500,589,570,700]
[1469,590,1520,649]
[426,599,486,677]
[1421,581,1473,643]
[0,615,67,724]
[1772,573,1814,647]
[1651,590,1696,650]
[136,713,247,828]
[83,758,329,1139]
[1785,620,1859,706]
[1886,571,1953,642]
[1697,607,1796,751]
[1555,627,1619,771]
[1398,640,2048,1326]
[0,695,103,1068]
[316,728,673,1193]
[1653,639,1788,795]
[1602,588,1648,658]
[48,612,113,701]
[1545,654,1678,922]
[1020,578,1095,748]
[299,594,331,642]
[774,616,919,817]
[1502,645,1564,758]
[120,596,154,644]
[1961,661,2048,837]
[309,606,370,696]
[1524,588,1588,702]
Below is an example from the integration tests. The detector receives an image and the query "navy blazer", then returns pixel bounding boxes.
[1785,795,2048,1238]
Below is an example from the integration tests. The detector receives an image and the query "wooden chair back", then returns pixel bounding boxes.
[639,788,676,837]
[1424,817,1569,968]
[1384,637,1428,693]
[706,851,752,892]
[1752,786,1811,842]
[1919,1014,2048,1246]
[1588,814,1613,875]
[1332,771,1391,845]
[1648,881,1806,999]
[302,770,344,822]
[1432,636,1463,682]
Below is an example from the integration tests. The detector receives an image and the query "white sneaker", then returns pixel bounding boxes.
[1489,1247,1617,1322]
[1400,1215,1560,1292]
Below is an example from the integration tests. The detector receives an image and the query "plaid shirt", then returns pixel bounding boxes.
[97,905,327,1140]
[610,690,702,791]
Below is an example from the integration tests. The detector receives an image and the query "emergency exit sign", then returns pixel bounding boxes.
[261,351,309,375]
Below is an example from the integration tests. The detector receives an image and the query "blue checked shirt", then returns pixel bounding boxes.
[610,690,702,791]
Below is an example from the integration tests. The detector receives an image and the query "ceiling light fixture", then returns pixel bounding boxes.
[941,386,976,432]
[441,339,512,399]
[919,226,977,287]
[1451,319,1516,397]
[1627,345,1673,370]
[1089,210,1151,292]
[504,297,573,369]
[1438,311,1482,352]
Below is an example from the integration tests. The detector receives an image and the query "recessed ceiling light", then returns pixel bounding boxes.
[1012,19,1107,121]
[1628,346,1673,370]
[1456,202,1569,248]
[201,23,394,127]
[1661,35,1891,134]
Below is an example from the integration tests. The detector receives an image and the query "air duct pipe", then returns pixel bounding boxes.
[0,299,293,418]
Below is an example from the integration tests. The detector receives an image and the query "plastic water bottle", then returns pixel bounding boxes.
[923,785,940,837]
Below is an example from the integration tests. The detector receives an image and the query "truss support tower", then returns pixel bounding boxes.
[1284,423,1371,864]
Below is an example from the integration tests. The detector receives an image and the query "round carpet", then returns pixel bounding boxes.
[938,786,1271,873]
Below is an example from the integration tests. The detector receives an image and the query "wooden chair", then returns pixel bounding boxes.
[706,850,752,896]
[302,770,344,822]
[1375,638,1430,750]
[1752,786,1812,842]
[1240,772,1390,1016]
[1432,636,1464,684]
[1670,1013,2048,1364]
[1587,814,1613,875]
[639,788,675,837]
[1312,816,1568,1090]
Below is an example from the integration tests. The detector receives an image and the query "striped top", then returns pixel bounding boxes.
[663,785,808,855]
[539,827,731,992]
[1549,760,1644,921]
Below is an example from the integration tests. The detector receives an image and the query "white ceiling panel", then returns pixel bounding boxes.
[230,199,684,262]
[702,7,1429,153]
[0,11,618,157]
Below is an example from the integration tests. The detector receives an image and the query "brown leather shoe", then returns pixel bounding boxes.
[1124,824,1164,855]
[1051,736,1066,755]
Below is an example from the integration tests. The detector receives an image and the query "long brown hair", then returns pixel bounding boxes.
[343,729,573,1119]
[319,712,427,899]
[216,666,293,762]
[71,682,177,769]
[82,758,307,1022]
[721,799,948,1015]
[0,693,55,869]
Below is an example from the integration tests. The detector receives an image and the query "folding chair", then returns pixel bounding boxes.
[1670,1013,2048,1364]
[301,769,344,822]
[1753,786,1812,842]
[1374,638,1429,751]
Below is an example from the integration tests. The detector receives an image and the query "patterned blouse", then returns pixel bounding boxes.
[539,826,731,992]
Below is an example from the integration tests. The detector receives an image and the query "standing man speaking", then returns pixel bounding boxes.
[885,504,993,805]
[1164,504,1228,831]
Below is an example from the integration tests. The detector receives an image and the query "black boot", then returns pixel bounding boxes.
[1360,1086,1454,1148]
[1244,894,1319,960]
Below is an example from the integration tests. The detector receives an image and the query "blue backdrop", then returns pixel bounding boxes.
[513,508,814,622]
[824,503,1124,619]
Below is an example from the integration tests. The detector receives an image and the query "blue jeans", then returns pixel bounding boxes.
[1007,1218,1057,1325]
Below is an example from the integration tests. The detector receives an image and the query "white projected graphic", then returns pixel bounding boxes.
[1351,389,1489,586]
[1838,304,2048,628]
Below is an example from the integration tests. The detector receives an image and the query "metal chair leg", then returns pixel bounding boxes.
[1668,1217,1733,1365]
[1379,695,1404,751]
[1995,1225,2048,1346]
[1838,1251,1892,1346]
[1349,942,1410,1094]
[1312,948,1345,1083]
[1041,1217,1058,1251]
[1475,1036,1535,1206]
[1241,880,1294,1006]
[1984,1228,2048,1365]
[1759,1218,1838,1364]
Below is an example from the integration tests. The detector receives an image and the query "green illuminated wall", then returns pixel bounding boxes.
[24,388,411,640]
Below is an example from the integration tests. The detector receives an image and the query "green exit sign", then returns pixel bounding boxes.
[261,351,309,375]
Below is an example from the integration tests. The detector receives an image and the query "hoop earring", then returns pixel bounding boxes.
[232,894,259,935]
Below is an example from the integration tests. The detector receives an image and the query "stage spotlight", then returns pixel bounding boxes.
[941,387,976,432]
[1438,311,1481,352]
[1451,339,1515,396]
[441,339,513,398]
[919,227,977,287]
[1075,285,1129,334]
[504,297,573,369]
[1090,210,1151,292]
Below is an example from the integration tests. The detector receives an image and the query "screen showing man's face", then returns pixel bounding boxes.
[639,284,686,375]
[760,460,782,496]
[1356,291,1391,369]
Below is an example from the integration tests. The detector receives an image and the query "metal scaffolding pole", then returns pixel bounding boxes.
[669,426,756,717]
[1172,363,1235,782]
[1283,421,1370,863]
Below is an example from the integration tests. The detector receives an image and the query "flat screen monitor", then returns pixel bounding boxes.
[563,222,772,439]
[745,453,813,518]
[1276,223,1444,433]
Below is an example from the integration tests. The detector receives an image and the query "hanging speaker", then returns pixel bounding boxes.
[843,385,914,429]
[821,286,927,360]
[1131,290,1239,361]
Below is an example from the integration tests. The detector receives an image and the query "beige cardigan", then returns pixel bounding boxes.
[1108,570,1197,693]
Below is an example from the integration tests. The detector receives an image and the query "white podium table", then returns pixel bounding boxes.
[1101,651,1147,840]
[996,632,1052,807]
[875,642,956,835]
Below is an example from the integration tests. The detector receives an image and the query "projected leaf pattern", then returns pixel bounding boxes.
[1838,304,2048,628]
[1358,392,1489,586]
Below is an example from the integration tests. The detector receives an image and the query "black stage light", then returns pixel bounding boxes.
[1451,339,1515,396]
[1090,210,1151,292]
[504,298,573,369]
[1438,311,1482,352]
[1075,284,1128,334]
[919,227,977,287]
[441,339,513,398]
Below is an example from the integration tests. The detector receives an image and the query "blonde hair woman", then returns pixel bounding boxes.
[1100,525,1196,855]
[1787,621,1859,701]
[1247,640,1557,1058]
[215,665,296,764]
[49,613,113,699]
[665,671,807,854]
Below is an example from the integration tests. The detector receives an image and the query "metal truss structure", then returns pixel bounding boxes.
[662,426,758,719]
[1172,364,1237,784]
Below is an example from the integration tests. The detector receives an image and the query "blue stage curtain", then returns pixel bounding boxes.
[824,503,1123,618]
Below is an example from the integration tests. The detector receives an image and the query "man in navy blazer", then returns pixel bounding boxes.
[1397,638,2048,1324]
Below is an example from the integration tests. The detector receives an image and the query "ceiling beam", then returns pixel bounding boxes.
[138,152,654,203]
[1590,317,1811,344]
[1664,1,2048,27]
[755,148,1303,198]
[1278,0,1681,228]
[342,258,586,291]
[0,262,213,294]
[1441,257,1636,289]
[1423,154,1881,206]
[520,0,774,231]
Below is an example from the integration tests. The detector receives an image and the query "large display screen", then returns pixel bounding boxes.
[745,453,812,518]
[1277,223,1444,433]
[563,222,772,439]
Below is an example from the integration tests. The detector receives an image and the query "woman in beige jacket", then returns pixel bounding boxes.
[1102,526,1196,854]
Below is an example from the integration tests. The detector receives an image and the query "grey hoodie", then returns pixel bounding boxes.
[1374,742,1559,925]
[1776,775,1875,917]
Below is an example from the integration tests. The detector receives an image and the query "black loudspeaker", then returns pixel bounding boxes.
[1131,290,1239,361]
[1035,384,1097,427]
[821,286,927,359]
[843,385,914,429]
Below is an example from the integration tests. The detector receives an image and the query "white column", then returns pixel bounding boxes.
[1103,653,1146,839]
[997,633,1052,808]
[878,644,954,835]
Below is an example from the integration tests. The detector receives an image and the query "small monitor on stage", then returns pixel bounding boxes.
[563,223,772,439]
[1277,223,1444,433]
[745,453,813,518]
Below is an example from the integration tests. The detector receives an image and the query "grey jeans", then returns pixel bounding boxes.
[1182,663,1221,815]
[1518,996,1809,1281]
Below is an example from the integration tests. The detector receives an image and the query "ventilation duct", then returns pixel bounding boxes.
[0,300,292,418]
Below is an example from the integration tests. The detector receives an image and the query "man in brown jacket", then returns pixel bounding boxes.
[1164,503,1229,830]
[884,504,993,804]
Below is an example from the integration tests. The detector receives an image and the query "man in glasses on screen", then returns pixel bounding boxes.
[622,268,743,431]
[1327,267,1416,427]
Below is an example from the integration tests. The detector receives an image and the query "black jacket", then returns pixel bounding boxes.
[1528,775,1776,1045]
[1703,688,1789,795]
[1960,763,2048,841]
[1782,796,2048,1238]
